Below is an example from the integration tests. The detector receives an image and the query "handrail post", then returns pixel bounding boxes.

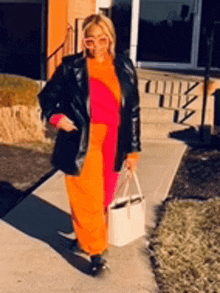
[75,19,78,54]
[45,23,75,79]
[200,26,215,141]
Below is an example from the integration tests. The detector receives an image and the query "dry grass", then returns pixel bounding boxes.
[0,74,39,107]
[12,140,55,154]
[149,199,220,293]
[0,74,47,144]
[0,105,47,143]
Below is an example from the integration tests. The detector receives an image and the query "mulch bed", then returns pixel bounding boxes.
[0,125,57,218]
[148,136,220,293]
[169,137,220,200]
[149,198,220,293]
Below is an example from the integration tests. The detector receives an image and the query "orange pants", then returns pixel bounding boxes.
[65,123,120,255]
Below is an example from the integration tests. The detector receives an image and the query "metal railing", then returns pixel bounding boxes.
[46,23,74,78]
[74,17,85,54]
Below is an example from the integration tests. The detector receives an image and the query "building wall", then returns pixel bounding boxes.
[48,0,68,56]
[68,0,96,53]
[68,0,96,25]
[47,0,68,77]
[47,0,97,77]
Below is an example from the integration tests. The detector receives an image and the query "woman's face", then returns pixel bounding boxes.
[84,24,110,59]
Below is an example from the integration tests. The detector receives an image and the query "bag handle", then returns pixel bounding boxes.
[114,170,144,206]
[114,171,131,198]
[123,170,143,200]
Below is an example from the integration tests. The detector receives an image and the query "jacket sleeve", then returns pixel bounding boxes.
[126,57,141,153]
[38,62,66,122]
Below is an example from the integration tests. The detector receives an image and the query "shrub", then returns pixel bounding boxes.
[0,74,47,144]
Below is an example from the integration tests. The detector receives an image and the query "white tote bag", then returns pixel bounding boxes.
[108,171,146,247]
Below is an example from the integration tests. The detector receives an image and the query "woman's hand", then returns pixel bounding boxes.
[124,157,138,173]
[57,115,78,132]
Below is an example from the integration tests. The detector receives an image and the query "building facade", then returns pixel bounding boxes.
[112,0,220,71]
[0,0,219,80]
[0,0,96,79]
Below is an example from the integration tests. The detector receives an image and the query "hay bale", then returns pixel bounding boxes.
[149,199,220,293]
[0,74,47,143]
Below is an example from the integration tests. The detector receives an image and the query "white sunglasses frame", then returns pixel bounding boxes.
[83,36,110,48]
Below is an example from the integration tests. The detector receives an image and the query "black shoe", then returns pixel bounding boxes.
[89,255,110,277]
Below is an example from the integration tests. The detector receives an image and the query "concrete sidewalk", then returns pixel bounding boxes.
[0,139,187,293]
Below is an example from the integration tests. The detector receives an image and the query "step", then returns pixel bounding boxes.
[141,137,187,144]
[140,92,203,109]
[141,107,175,123]
[141,122,192,139]
[137,68,204,83]
[141,106,203,126]
[138,78,204,96]
[140,94,161,108]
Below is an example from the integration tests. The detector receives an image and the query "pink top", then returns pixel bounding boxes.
[49,114,64,128]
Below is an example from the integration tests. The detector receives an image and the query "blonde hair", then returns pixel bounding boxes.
[82,14,116,58]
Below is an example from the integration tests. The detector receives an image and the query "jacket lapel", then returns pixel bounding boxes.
[115,55,126,108]
[72,55,90,118]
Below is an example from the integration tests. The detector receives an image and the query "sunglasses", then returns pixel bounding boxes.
[83,36,109,48]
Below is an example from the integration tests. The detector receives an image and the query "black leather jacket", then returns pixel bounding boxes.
[38,52,141,175]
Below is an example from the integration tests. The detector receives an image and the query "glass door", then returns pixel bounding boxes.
[111,0,132,54]
[137,0,202,69]
[198,0,220,69]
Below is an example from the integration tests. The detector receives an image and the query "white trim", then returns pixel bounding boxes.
[137,61,220,71]
[191,0,203,69]
[138,62,194,69]
[129,0,141,66]
[96,0,112,13]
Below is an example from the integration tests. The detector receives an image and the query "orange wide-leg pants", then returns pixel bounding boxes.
[65,123,120,256]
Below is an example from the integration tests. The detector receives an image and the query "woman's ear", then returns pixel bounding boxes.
[108,41,111,53]
[109,42,114,56]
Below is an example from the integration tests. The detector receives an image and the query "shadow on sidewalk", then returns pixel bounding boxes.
[0,168,57,218]
[169,126,213,146]
[2,193,92,276]
[0,181,25,218]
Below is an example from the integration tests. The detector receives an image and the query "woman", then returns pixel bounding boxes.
[38,14,141,276]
